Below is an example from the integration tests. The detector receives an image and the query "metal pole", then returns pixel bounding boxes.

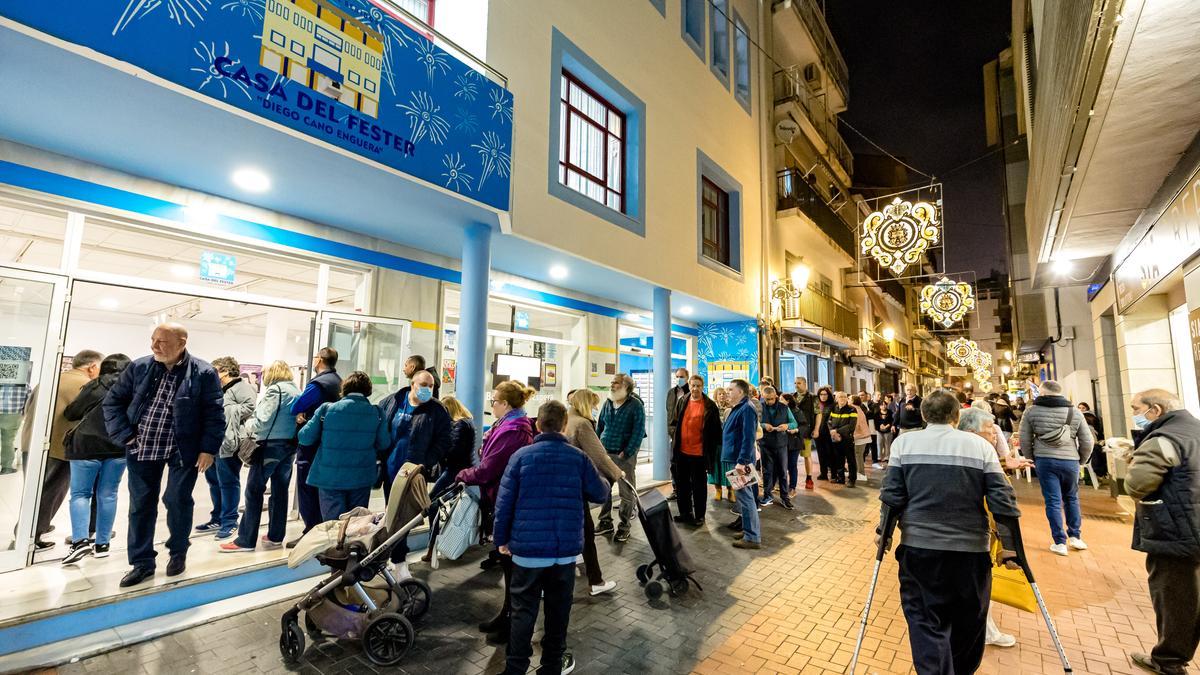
[459,222,492,435]
[652,287,672,482]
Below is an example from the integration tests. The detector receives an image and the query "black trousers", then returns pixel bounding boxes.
[1147,553,1200,673]
[815,435,832,478]
[505,562,575,675]
[294,445,322,532]
[126,455,200,569]
[835,440,856,482]
[896,545,991,675]
[671,454,708,521]
[760,444,787,497]
[36,457,71,539]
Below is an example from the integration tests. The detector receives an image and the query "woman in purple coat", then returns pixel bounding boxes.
[456,380,536,644]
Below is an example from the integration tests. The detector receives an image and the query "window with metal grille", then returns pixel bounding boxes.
[559,70,626,213]
[701,177,730,266]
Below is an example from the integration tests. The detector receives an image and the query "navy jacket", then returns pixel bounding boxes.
[492,432,610,559]
[102,353,224,463]
[378,390,452,471]
[721,399,758,465]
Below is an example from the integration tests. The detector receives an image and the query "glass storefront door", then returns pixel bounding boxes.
[0,269,67,572]
[318,313,411,404]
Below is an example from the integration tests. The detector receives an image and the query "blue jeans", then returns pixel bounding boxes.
[735,482,761,543]
[235,442,295,547]
[69,458,126,546]
[204,455,242,530]
[318,486,372,522]
[1035,457,1082,545]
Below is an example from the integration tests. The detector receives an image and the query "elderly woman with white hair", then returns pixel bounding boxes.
[957,406,1018,650]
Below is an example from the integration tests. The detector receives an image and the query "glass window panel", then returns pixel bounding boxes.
[607,112,622,138]
[711,0,729,75]
[607,136,622,189]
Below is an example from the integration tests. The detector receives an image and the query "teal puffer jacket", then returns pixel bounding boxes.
[300,393,390,490]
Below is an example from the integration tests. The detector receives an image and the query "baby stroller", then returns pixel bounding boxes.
[279,463,461,666]
[627,479,702,600]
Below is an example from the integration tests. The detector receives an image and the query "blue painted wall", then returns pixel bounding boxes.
[0,0,513,210]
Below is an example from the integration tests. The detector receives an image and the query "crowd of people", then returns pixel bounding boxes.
[26,321,1200,675]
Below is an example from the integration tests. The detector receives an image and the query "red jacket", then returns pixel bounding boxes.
[456,411,535,508]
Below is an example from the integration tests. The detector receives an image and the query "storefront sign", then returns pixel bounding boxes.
[1018,351,1042,364]
[1,0,513,210]
[1114,165,1200,312]
[514,311,530,330]
[200,251,236,285]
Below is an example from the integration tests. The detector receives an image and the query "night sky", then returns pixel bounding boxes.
[824,0,1013,277]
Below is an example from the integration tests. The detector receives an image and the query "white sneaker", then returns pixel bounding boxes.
[1050,543,1069,556]
[1068,537,1088,551]
[589,580,617,596]
[986,632,1017,648]
[871,463,883,470]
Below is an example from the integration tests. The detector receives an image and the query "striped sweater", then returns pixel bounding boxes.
[879,424,1020,553]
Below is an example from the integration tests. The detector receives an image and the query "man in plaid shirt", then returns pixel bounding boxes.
[0,381,30,474]
[596,373,646,542]
[103,323,224,588]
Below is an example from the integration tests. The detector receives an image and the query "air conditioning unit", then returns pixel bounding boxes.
[802,63,824,93]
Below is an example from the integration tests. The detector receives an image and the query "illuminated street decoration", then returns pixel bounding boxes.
[971,350,992,371]
[974,368,992,383]
[946,337,979,366]
[920,277,976,328]
[980,380,994,393]
[861,197,941,276]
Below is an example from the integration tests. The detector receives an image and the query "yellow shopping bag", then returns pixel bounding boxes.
[986,500,1039,612]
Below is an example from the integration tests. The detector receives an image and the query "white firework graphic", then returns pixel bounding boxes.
[190,41,252,101]
[471,131,511,191]
[453,108,479,134]
[453,73,478,102]
[114,0,212,35]
[397,91,450,145]
[344,0,412,95]
[220,0,264,20]
[489,88,513,124]
[414,40,451,84]
[441,153,475,192]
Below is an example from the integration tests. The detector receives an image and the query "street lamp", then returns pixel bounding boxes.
[772,262,810,305]
[1001,364,1011,375]
[882,326,896,342]
[1004,350,1013,361]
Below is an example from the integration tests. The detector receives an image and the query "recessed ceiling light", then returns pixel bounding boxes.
[548,265,568,280]
[231,167,270,192]
[1052,258,1073,275]
[99,297,120,310]
[679,305,694,316]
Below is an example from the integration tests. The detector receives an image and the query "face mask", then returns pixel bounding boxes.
[1132,413,1150,429]
[416,386,433,403]
[676,378,687,388]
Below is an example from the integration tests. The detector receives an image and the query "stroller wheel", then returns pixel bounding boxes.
[395,578,432,620]
[669,577,689,596]
[644,579,665,600]
[635,564,652,585]
[362,612,414,666]
[279,618,305,664]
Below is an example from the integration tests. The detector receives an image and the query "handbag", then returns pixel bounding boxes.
[985,500,1038,612]
[435,485,481,563]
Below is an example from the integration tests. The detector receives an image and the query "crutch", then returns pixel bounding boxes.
[996,513,1073,673]
[847,504,901,675]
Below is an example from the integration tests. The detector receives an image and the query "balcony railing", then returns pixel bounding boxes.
[772,0,849,103]
[776,169,857,257]
[772,67,853,177]
[781,287,859,340]
[889,339,911,363]
[860,329,890,360]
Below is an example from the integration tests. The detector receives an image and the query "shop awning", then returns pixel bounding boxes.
[850,355,886,371]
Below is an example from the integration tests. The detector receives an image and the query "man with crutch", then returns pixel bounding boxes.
[872,389,1022,674]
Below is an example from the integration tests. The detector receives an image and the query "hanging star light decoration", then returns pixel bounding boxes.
[971,350,993,372]
[974,368,992,383]
[860,197,941,276]
[920,277,976,328]
[946,337,979,366]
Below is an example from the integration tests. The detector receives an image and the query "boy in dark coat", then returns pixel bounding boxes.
[493,401,610,675]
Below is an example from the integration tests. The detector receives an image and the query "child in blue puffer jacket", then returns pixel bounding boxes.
[493,400,610,675]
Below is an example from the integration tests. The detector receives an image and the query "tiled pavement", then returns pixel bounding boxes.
[47,472,1162,675]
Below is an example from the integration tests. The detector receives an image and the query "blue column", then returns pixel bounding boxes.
[653,286,672,481]
[459,223,492,437]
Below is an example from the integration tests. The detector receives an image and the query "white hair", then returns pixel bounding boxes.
[1040,380,1063,395]
[958,407,994,433]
